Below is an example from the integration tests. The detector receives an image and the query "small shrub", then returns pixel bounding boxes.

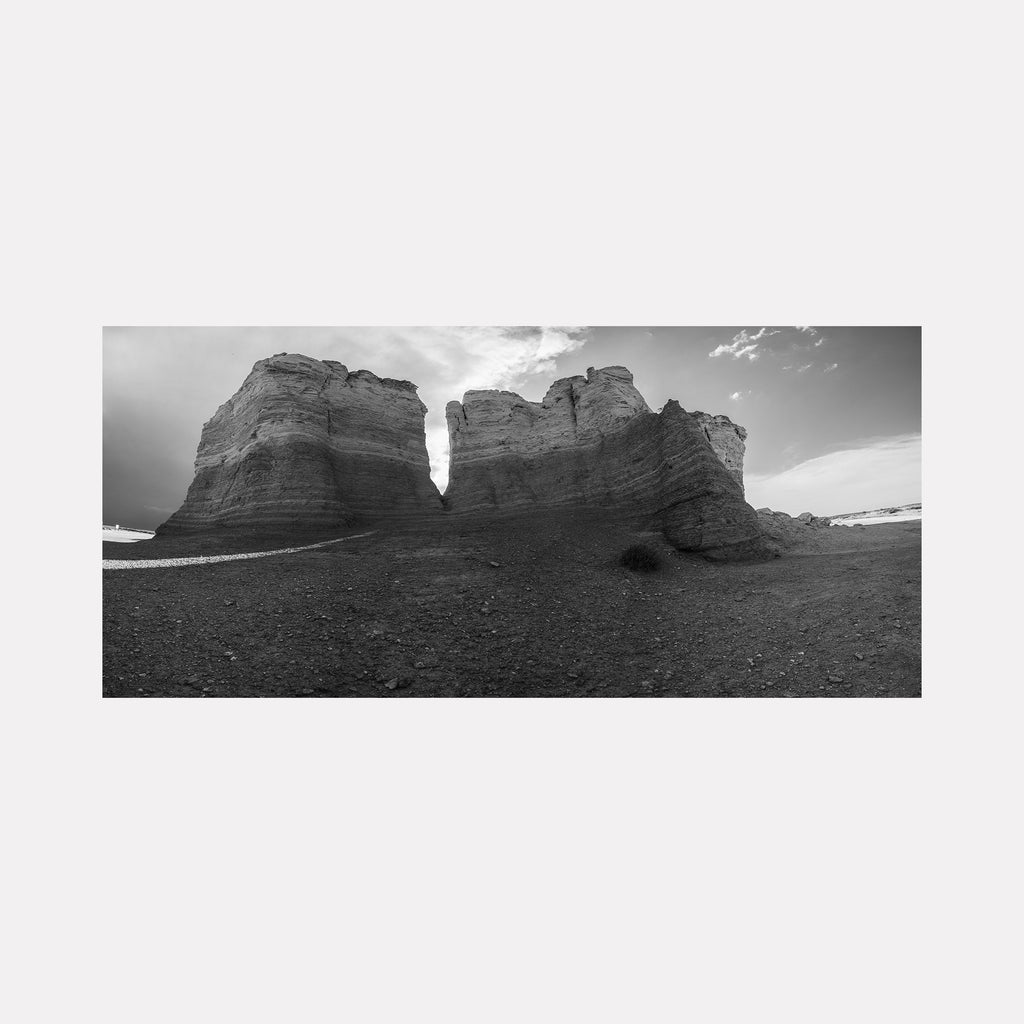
[620,543,662,572]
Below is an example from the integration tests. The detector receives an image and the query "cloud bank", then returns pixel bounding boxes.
[745,434,921,517]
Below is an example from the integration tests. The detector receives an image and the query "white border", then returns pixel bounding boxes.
[8,1,1017,1021]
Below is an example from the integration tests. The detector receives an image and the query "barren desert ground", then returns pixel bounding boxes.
[103,513,921,698]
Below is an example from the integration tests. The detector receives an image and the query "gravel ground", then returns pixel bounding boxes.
[102,513,921,698]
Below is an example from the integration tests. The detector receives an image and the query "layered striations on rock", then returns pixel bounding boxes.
[445,366,651,495]
[445,366,771,560]
[159,353,442,532]
[693,413,747,493]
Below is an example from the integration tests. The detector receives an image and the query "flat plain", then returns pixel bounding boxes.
[102,513,921,698]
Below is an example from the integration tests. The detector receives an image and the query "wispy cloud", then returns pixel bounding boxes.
[709,340,759,360]
[780,442,803,468]
[823,363,838,373]
[796,363,813,373]
[709,327,779,360]
[792,325,829,349]
[729,390,751,401]
[746,434,921,517]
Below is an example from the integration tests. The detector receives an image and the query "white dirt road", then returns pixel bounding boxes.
[102,532,376,570]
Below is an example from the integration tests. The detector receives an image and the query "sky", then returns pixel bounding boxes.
[103,326,920,528]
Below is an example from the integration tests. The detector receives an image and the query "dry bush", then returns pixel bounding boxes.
[620,543,662,572]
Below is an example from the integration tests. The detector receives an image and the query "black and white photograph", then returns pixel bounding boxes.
[103,326,920,698]
[8,0,1020,1021]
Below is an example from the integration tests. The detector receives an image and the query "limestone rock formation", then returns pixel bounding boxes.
[445,366,772,560]
[445,366,651,477]
[693,413,747,493]
[757,508,834,548]
[796,511,833,527]
[159,353,442,533]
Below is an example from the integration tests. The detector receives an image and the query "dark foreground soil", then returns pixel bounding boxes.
[103,513,921,698]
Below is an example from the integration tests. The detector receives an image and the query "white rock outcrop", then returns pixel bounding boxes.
[160,353,442,532]
[693,413,748,493]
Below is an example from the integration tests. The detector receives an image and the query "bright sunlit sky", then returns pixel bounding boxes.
[103,326,920,528]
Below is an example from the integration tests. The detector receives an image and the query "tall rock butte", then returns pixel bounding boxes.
[159,353,442,533]
[445,366,770,560]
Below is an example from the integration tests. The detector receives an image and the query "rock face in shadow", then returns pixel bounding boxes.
[159,353,442,533]
[445,366,772,560]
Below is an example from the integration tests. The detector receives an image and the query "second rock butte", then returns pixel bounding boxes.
[445,366,772,561]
